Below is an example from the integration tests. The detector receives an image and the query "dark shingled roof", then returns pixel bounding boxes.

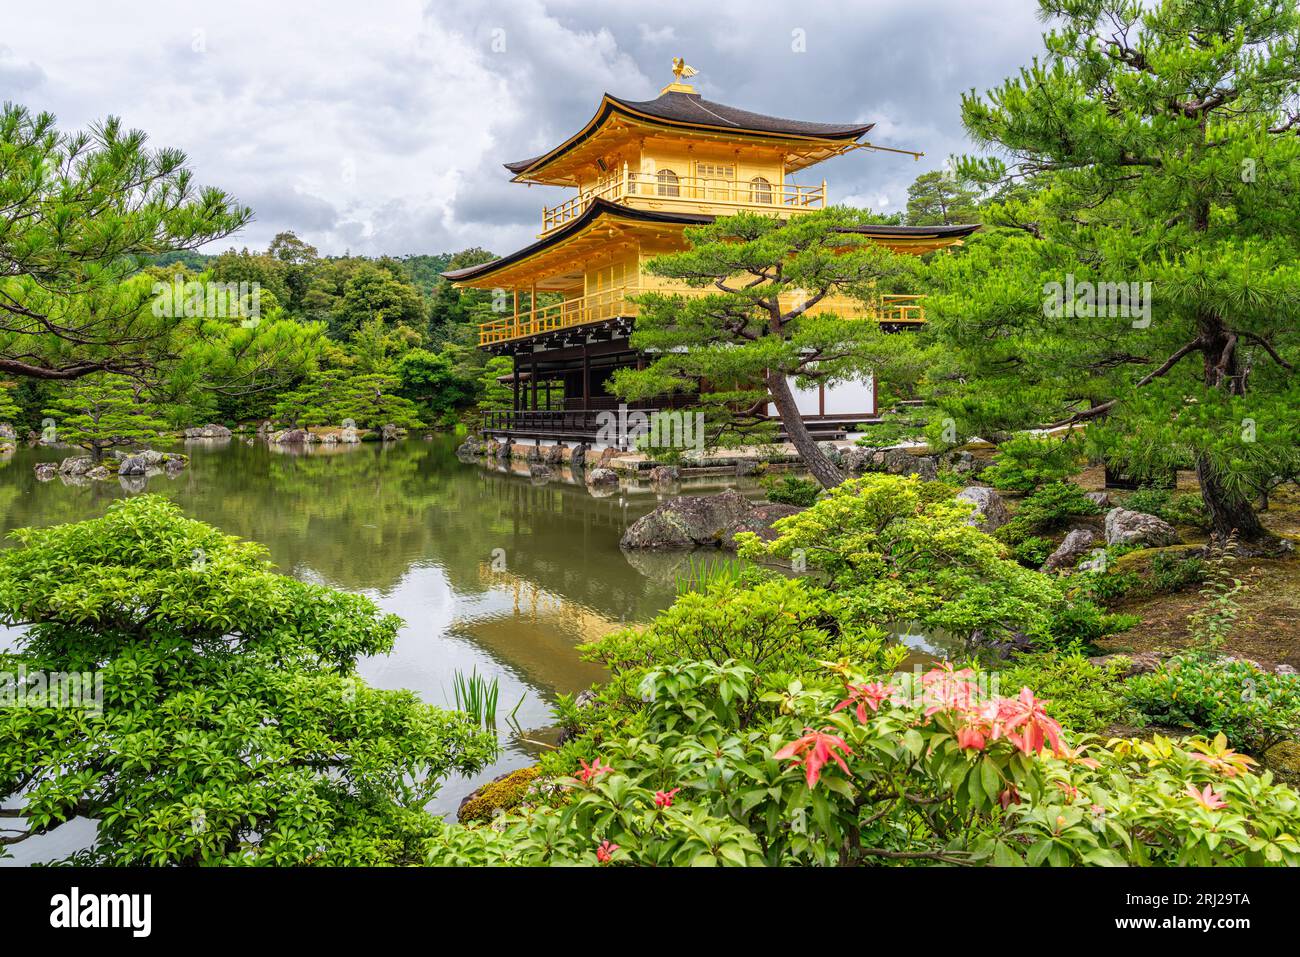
[505,90,874,177]
[440,199,715,282]
[441,202,979,285]
[837,223,982,240]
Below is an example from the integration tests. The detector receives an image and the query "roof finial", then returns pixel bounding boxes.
[662,58,699,95]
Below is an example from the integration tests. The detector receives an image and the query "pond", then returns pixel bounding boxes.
[0,434,764,862]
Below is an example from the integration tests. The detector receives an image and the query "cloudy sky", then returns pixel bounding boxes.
[1,0,1048,258]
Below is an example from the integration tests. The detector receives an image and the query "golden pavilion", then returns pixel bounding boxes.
[445,63,977,446]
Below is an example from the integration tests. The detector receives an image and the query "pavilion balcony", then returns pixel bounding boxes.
[478,285,926,347]
[540,171,826,235]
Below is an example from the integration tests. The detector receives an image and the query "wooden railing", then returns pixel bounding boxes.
[541,170,826,234]
[478,284,926,346]
[478,285,639,346]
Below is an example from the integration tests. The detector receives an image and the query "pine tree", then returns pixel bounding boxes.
[611,209,916,487]
[928,0,1300,548]
[45,376,167,462]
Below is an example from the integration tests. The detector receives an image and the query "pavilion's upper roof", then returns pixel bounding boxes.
[504,89,874,182]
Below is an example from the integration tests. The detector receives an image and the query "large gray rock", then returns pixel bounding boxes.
[587,467,618,489]
[379,424,400,442]
[569,444,587,473]
[817,442,845,468]
[184,423,232,439]
[721,502,802,549]
[621,489,755,549]
[58,455,94,476]
[1042,528,1097,573]
[541,444,565,466]
[117,455,148,476]
[619,490,800,550]
[1105,507,1182,548]
[271,428,311,444]
[648,465,679,486]
[34,462,57,480]
[956,486,1009,533]
[845,446,939,481]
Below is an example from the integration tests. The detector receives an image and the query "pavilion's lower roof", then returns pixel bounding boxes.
[441,201,980,286]
[441,199,713,284]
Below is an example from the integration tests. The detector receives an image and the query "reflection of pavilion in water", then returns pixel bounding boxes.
[456,564,621,693]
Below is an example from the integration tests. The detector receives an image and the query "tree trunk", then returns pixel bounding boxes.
[766,370,843,488]
[1193,316,1276,550]
[1195,453,1272,547]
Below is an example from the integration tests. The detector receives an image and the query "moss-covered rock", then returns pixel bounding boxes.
[457,765,541,824]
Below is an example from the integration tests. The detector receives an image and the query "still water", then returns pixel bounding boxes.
[1,434,754,862]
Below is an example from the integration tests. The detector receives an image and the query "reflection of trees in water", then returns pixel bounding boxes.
[0,438,677,626]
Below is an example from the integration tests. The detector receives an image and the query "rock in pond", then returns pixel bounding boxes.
[648,465,679,486]
[34,462,57,480]
[58,455,94,476]
[184,423,232,439]
[587,467,619,490]
[620,490,802,550]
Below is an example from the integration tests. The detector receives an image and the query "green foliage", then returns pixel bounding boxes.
[1125,655,1300,757]
[330,262,426,340]
[906,169,981,227]
[995,653,1133,733]
[1124,487,1211,529]
[580,574,905,724]
[997,481,1103,546]
[272,369,422,429]
[982,432,1084,492]
[451,668,502,731]
[761,474,822,507]
[738,474,1074,643]
[432,655,1300,866]
[930,0,1300,541]
[611,207,918,483]
[0,104,250,382]
[0,496,496,864]
[43,374,167,461]
[1148,551,1210,593]
[475,356,515,412]
[396,348,475,420]
[1011,536,1054,569]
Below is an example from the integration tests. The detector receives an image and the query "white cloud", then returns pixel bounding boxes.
[0,0,1042,257]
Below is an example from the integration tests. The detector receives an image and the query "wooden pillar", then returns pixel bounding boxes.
[586,352,595,405]
[512,351,520,412]
[530,354,538,410]
[544,378,551,411]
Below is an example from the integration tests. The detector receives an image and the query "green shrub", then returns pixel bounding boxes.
[432,656,1300,866]
[1149,551,1209,593]
[995,653,1133,732]
[997,481,1102,545]
[1124,487,1210,528]
[737,474,1074,644]
[981,432,1084,492]
[1074,566,1141,603]
[762,474,822,507]
[0,496,497,865]
[1011,536,1054,568]
[579,574,904,723]
[1046,597,1139,649]
[1125,654,1300,756]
